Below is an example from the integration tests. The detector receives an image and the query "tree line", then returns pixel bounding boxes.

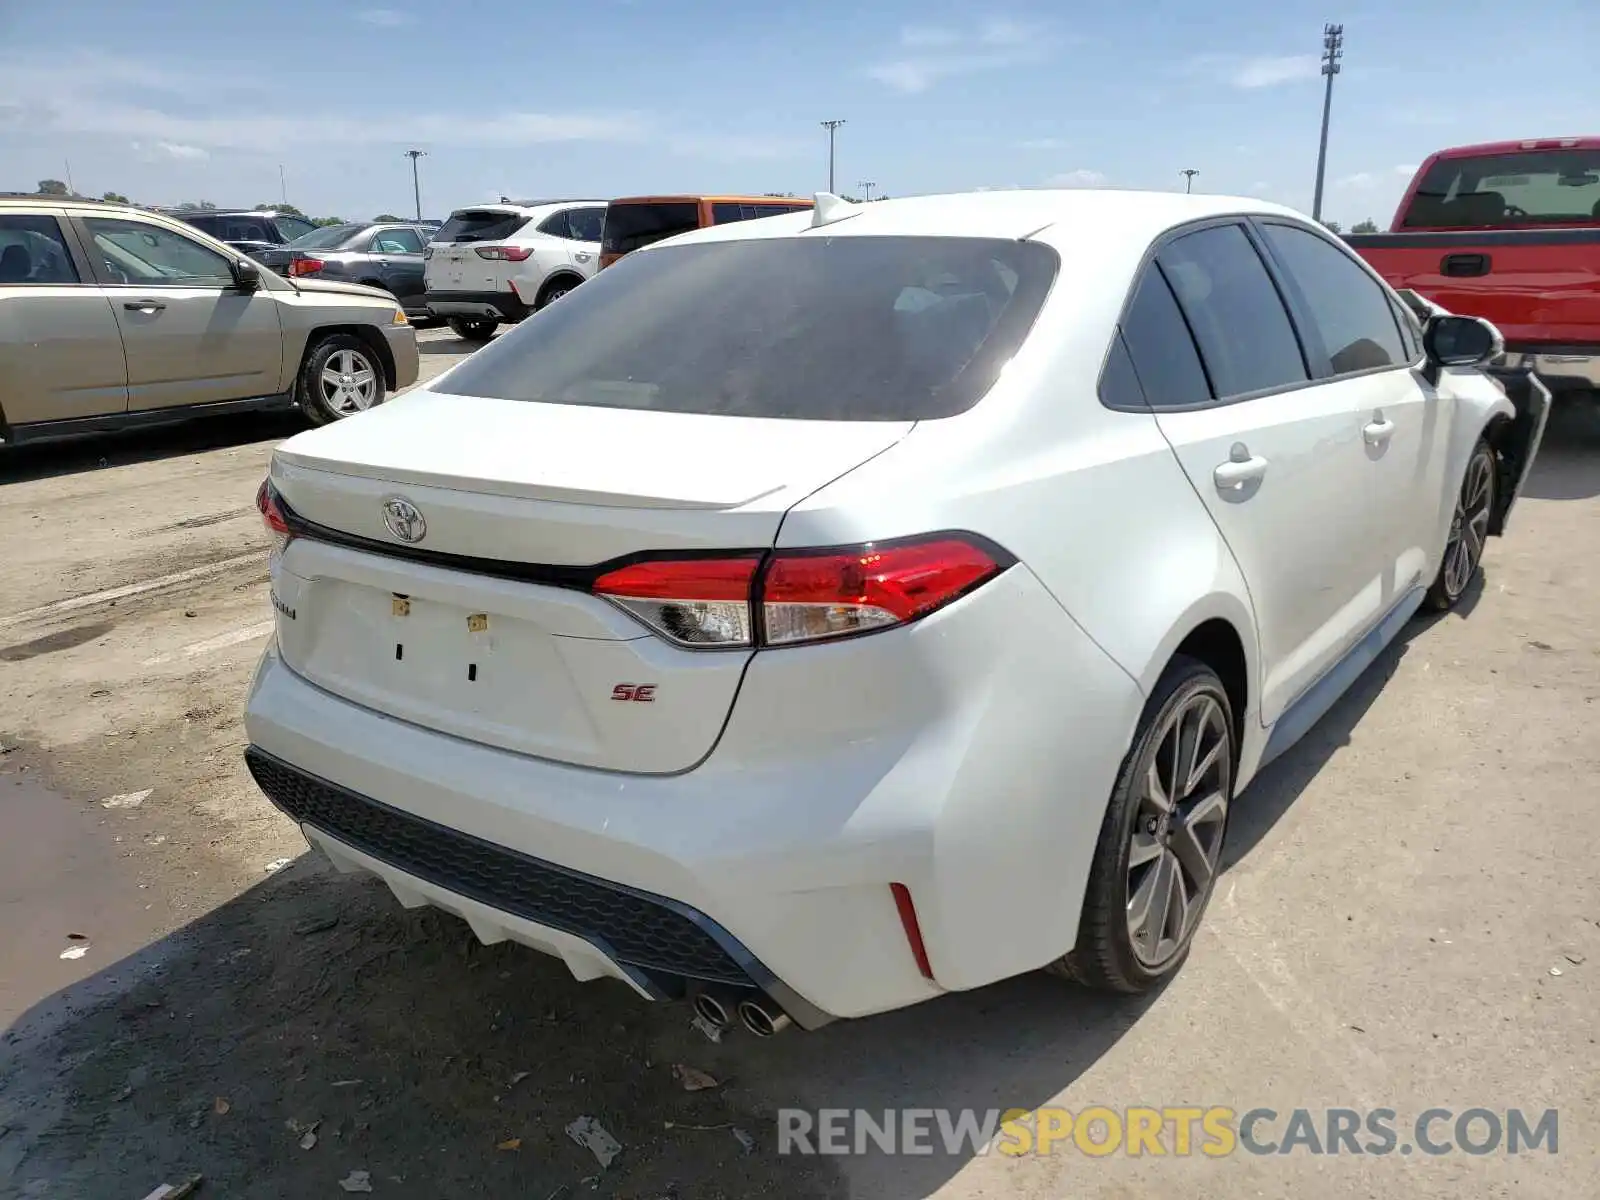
[28,180,401,227]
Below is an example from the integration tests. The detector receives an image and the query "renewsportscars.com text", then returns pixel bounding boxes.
[777,1106,1559,1158]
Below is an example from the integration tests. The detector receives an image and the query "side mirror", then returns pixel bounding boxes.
[231,257,262,291]
[1420,314,1502,384]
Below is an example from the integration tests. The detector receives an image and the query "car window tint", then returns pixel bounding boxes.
[1097,332,1147,408]
[1389,296,1422,361]
[376,227,424,253]
[601,202,701,256]
[276,216,318,241]
[84,218,235,287]
[435,209,530,243]
[1117,266,1212,407]
[566,207,606,243]
[1261,223,1405,376]
[538,211,574,239]
[434,236,1059,421]
[0,214,81,284]
[1158,225,1307,399]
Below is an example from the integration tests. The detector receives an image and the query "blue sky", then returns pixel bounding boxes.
[2,0,1597,226]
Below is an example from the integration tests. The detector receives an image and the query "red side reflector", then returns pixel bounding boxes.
[890,883,934,980]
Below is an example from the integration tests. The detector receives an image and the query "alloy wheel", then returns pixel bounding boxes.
[319,349,380,417]
[1443,451,1494,597]
[1126,691,1230,970]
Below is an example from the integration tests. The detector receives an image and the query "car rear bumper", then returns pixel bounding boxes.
[1498,346,1600,393]
[422,290,528,321]
[241,563,1143,1023]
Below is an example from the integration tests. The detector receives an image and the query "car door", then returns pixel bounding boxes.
[560,206,606,278]
[370,226,426,303]
[1131,221,1388,728]
[0,211,129,426]
[1253,218,1449,594]
[76,215,285,411]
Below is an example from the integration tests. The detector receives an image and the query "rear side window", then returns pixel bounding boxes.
[434,236,1059,421]
[712,202,804,224]
[1260,222,1405,376]
[1159,225,1307,400]
[182,214,220,235]
[1114,266,1212,408]
[433,209,530,243]
[601,202,701,256]
[374,227,424,254]
[0,214,80,284]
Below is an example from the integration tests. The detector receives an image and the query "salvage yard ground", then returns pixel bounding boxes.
[2,335,1598,1198]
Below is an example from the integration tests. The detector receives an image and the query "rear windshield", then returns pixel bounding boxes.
[433,236,1059,421]
[601,202,700,256]
[433,209,530,243]
[290,222,364,249]
[1403,149,1600,228]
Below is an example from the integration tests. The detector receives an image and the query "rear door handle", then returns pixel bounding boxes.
[1214,451,1268,491]
[123,299,166,313]
[1364,411,1396,446]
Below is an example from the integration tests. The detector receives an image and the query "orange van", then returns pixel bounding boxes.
[598,194,814,269]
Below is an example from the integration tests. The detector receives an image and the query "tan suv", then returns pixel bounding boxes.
[0,197,419,446]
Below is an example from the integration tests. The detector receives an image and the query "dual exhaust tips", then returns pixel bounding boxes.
[692,988,792,1037]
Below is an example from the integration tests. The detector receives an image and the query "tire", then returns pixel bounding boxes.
[448,316,498,343]
[1051,655,1235,993]
[1423,437,1497,612]
[536,276,580,310]
[297,334,386,426]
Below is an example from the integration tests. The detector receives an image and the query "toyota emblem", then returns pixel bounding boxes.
[381,496,427,543]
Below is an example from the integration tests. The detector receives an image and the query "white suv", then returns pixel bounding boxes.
[423,199,606,343]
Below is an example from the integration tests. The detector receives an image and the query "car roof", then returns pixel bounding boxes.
[1428,136,1600,160]
[647,188,1309,250]
[608,194,813,205]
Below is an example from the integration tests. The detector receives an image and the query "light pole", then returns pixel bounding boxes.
[1180,169,1199,194]
[859,180,876,201]
[820,120,846,193]
[1311,23,1343,222]
[279,164,288,206]
[404,149,427,221]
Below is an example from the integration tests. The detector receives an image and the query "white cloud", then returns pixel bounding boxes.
[1337,171,1378,190]
[158,141,207,160]
[1046,168,1108,188]
[356,8,414,26]
[868,19,1054,94]
[1394,163,1419,176]
[1194,53,1320,89]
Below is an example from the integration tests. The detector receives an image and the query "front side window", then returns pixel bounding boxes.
[564,206,606,243]
[1261,222,1405,376]
[0,214,81,284]
[1159,224,1307,400]
[434,236,1059,421]
[84,218,236,287]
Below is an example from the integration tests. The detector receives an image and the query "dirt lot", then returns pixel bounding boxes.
[2,344,1598,1199]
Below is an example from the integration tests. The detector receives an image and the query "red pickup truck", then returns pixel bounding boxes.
[1346,137,1600,396]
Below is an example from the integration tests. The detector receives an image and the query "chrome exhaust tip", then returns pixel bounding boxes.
[692,988,736,1029]
[737,996,793,1037]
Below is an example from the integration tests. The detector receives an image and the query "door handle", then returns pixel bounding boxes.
[1213,445,1268,491]
[123,299,166,313]
[1364,411,1395,446]
[574,252,591,263]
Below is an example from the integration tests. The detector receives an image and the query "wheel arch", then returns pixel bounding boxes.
[300,324,396,390]
[1135,593,1261,766]
[536,270,585,307]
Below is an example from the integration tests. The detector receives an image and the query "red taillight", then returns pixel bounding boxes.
[474,245,533,261]
[590,536,1007,649]
[256,479,290,551]
[761,538,1003,646]
[288,257,325,277]
[592,557,760,647]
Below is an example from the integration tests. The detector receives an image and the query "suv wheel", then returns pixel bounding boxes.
[537,277,578,309]
[448,316,498,343]
[298,334,386,425]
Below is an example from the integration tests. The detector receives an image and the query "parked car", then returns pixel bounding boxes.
[254,221,433,320]
[422,199,607,342]
[1346,137,1600,397]
[243,190,1545,1034]
[165,208,321,261]
[0,197,418,444]
[598,194,815,269]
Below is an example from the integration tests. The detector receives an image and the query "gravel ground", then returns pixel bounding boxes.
[2,352,1597,1199]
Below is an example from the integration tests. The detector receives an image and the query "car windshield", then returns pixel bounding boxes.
[289,223,365,249]
[1403,149,1600,228]
[432,236,1059,421]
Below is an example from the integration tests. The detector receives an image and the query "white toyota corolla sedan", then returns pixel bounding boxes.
[244,189,1547,1035]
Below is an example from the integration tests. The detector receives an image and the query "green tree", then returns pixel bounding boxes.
[102,191,130,204]
[373,213,404,222]
[37,179,69,196]
[176,200,218,211]
[312,216,345,227]
[1351,218,1379,233]
[1322,218,1343,234]
[262,202,306,216]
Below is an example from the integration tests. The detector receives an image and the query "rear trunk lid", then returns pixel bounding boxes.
[267,389,910,773]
